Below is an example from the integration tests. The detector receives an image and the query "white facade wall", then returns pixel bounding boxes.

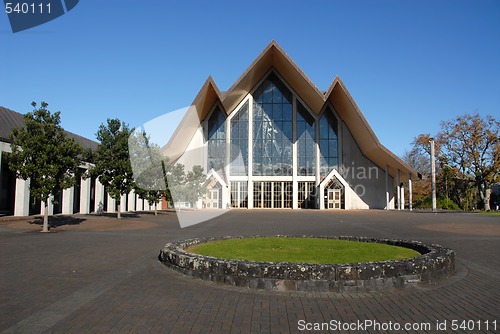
[175,126,205,173]
[341,124,394,209]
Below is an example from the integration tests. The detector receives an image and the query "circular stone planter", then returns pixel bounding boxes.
[158,235,455,292]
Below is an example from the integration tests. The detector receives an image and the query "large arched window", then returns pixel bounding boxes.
[230,100,248,176]
[319,106,338,176]
[296,101,316,176]
[252,73,293,176]
[207,106,226,173]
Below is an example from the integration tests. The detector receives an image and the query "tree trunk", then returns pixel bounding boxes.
[484,188,491,211]
[478,186,492,211]
[42,199,49,232]
[155,202,157,216]
[117,202,121,219]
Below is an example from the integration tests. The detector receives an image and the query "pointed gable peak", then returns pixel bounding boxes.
[222,41,326,115]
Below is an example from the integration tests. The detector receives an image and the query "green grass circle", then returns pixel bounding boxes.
[188,237,421,265]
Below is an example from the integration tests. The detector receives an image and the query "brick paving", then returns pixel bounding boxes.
[0,210,499,333]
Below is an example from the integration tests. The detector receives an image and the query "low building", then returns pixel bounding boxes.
[0,106,159,217]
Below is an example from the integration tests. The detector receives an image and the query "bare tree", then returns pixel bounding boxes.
[413,113,499,210]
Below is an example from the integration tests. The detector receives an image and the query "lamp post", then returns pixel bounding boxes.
[430,138,437,212]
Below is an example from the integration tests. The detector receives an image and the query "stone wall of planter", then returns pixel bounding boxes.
[158,235,455,292]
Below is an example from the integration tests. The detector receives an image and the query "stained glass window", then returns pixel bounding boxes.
[207,106,226,173]
[230,101,248,176]
[252,73,293,176]
[297,101,316,176]
[319,106,338,176]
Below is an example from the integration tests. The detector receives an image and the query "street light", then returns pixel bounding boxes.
[429,138,437,212]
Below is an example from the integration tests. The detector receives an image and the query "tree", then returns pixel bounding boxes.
[413,113,499,210]
[129,130,165,215]
[402,147,431,207]
[161,161,205,209]
[9,102,82,232]
[439,113,499,210]
[183,165,206,207]
[161,157,186,208]
[128,127,206,212]
[90,119,135,219]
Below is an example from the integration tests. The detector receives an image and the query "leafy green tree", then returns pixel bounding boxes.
[184,165,206,207]
[129,130,165,215]
[164,162,186,207]
[161,158,174,205]
[90,119,134,219]
[9,102,82,232]
[161,160,205,209]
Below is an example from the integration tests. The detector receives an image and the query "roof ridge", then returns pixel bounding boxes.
[0,105,98,150]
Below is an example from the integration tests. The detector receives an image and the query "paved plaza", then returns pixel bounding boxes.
[0,210,499,333]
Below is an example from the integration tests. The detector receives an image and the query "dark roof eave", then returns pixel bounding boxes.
[0,106,98,151]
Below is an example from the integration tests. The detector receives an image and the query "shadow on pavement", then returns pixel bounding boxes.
[29,215,86,228]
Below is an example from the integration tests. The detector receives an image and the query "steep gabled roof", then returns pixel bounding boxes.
[324,77,417,179]
[221,41,325,116]
[0,106,98,151]
[162,41,418,181]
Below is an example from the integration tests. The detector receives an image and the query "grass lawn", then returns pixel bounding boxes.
[479,211,500,216]
[188,237,421,265]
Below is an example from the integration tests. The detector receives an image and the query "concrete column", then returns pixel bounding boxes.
[107,194,115,213]
[14,178,30,216]
[224,185,230,210]
[319,184,325,210]
[41,199,47,216]
[128,190,136,211]
[62,187,74,214]
[49,196,54,215]
[80,176,91,214]
[408,174,413,211]
[430,139,437,212]
[224,108,231,210]
[401,184,405,210]
[292,97,298,209]
[120,194,127,212]
[95,179,104,213]
[385,165,389,210]
[247,95,254,209]
[315,115,321,209]
[396,169,401,210]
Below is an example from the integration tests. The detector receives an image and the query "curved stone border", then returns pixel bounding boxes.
[158,235,455,292]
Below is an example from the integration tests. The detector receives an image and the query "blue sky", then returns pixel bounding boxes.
[1,0,499,156]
